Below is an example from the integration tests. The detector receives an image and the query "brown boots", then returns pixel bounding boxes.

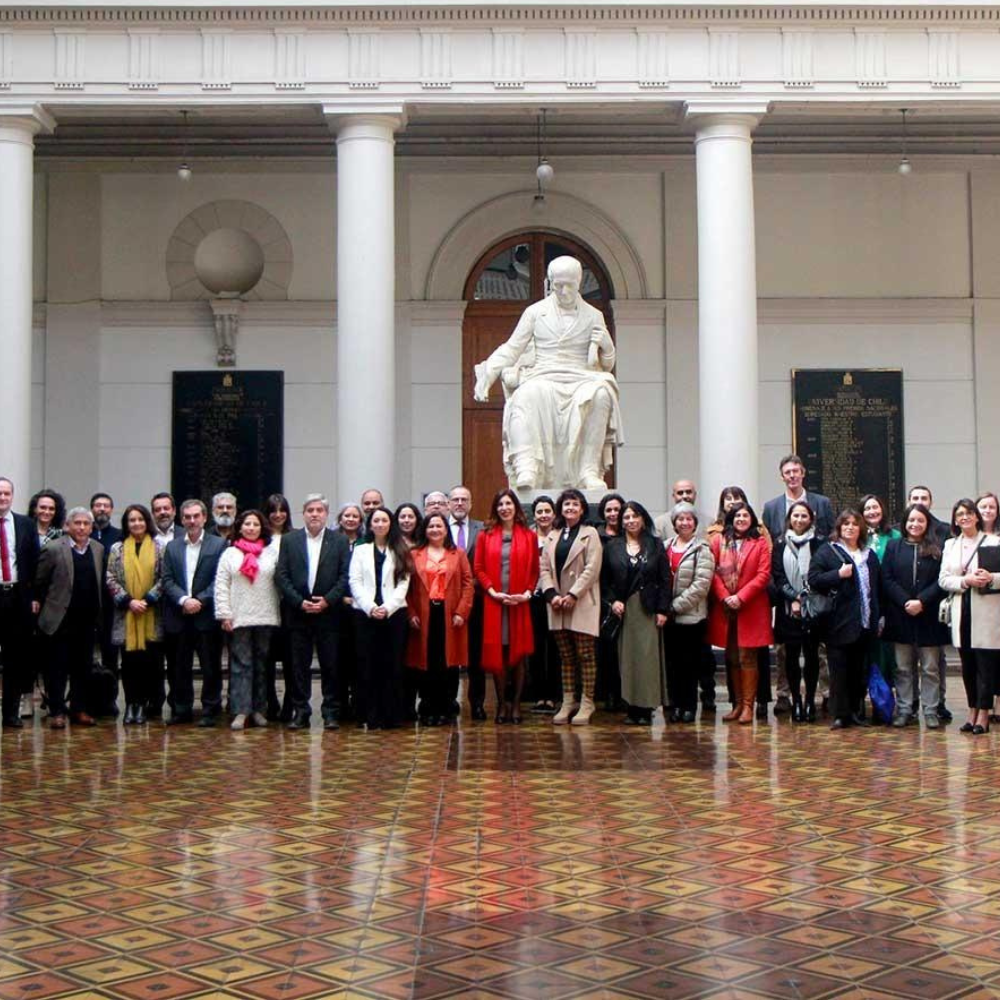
[723,652,759,725]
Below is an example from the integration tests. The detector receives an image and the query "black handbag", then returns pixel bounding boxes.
[600,608,622,642]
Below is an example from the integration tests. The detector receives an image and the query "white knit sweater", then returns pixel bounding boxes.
[214,544,281,628]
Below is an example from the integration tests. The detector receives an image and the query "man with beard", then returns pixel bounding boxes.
[209,492,237,543]
[89,492,122,717]
[151,492,181,548]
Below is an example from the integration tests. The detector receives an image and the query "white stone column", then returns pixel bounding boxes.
[0,107,52,496]
[687,103,768,509]
[327,107,404,505]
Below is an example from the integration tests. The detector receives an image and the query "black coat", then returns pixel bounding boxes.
[769,536,824,643]
[807,542,881,647]
[6,512,39,612]
[879,538,950,647]
[601,535,671,616]
[276,527,350,630]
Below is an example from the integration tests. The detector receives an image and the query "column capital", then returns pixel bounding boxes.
[322,102,407,135]
[0,104,56,143]
[684,100,770,133]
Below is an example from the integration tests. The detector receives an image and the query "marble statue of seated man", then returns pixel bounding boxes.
[473,255,623,492]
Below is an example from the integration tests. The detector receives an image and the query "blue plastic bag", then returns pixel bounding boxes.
[867,663,895,724]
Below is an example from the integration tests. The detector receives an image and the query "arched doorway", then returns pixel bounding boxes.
[462,231,616,509]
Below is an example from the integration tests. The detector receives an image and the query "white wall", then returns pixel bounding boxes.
[28,157,1000,523]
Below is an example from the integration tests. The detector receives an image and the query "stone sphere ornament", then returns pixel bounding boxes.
[194,227,265,296]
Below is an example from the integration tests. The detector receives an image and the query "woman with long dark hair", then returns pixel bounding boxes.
[406,513,474,726]
[528,495,560,712]
[106,504,163,727]
[474,489,539,724]
[596,491,625,710]
[602,501,670,724]
[262,493,294,721]
[809,509,881,730]
[707,502,772,724]
[540,489,603,725]
[394,502,422,548]
[939,499,1000,735]
[350,507,413,730]
[770,501,823,722]
[881,503,948,729]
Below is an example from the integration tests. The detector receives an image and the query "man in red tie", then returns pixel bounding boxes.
[0,477,40,730]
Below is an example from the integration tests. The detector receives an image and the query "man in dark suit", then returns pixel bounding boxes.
[161,499,227,726]
[761,454,835,544]
[149,491,181,719]
[35,507,104,729]
[89,491,122,718]
[276,493,350,730]
[0,477,39,730]
[448,485,486,720]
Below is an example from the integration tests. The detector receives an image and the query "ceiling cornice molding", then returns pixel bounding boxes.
[3,6,1000,26]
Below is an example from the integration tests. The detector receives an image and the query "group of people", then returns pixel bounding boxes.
[1,454,999,735]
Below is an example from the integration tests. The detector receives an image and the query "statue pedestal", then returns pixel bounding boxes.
[515,487,612,526]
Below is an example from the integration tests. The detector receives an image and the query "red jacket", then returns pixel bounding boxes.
[707,534,774,649]
[406,547,474,669]
[474,525,539,672]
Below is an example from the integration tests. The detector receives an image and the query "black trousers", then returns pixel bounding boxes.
[0,587,31,723]
[121,646,162,710]
[288,621,339,721]
[44,615,97,718]
[959,647,999,710]
[338,609,359,721]
[784,637,821,702]
[526,594,560,703]
[356,610,407,728]
[465,593,485,709]
[699,642,718,704]
[666,620,705,715]
[169,626,223,718]
[420,603,459,719]
[827,636,869,721]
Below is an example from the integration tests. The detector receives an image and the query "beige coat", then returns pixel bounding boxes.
[939,534,1000,649]
[539,524,603,636]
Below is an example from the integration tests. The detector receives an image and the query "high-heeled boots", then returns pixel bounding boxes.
[738,652,758,725]
[722,667,742,722]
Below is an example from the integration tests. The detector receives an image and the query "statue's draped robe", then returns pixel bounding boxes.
[479,294,624,490]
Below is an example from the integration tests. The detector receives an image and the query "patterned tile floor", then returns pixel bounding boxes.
[3,690,1000,999]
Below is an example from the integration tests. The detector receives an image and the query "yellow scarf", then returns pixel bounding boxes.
[123,535,157,651]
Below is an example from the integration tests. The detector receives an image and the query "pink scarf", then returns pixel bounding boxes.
[234,538,265,583]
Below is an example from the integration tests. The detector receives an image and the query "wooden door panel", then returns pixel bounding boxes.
[463,408,506,511]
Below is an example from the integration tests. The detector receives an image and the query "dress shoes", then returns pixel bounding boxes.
[804,701,817,723]
[167,712,193,725]
[49,715,67,729]
[681,710,696,723]
[286,714,307,730]
[830,717,850,730]
[937,705,953,722]
[72,711,96,727]
[123,704,137,724]
[323,717,340,731]
[960,721,975,733]
[3,716,24,730]
[667,707,682,724]
[755,704,768,721]
[471,704,487,721]
[973,724,989,735]
[850,713,871,728]
[198,715,218,728]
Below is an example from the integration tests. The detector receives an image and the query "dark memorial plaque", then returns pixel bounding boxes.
[793,369,904,524]
[172,371,283,510]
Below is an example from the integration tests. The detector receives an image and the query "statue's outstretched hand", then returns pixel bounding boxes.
[473,362,491,402]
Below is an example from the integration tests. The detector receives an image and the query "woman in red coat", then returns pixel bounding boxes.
[708,502,773,724]
[474,489,540,724]
[407,513,474,726]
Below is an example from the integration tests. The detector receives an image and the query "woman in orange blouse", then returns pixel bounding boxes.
[407,513,475,726]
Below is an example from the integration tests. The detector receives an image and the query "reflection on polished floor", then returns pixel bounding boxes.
[2,702,1000,1000]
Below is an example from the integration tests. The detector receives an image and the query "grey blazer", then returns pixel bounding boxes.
[34,535,104,636]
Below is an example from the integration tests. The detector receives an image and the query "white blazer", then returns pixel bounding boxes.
[349,542,411,617]
[939,533,1000,649]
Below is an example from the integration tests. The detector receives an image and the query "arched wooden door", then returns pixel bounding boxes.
[462,232,616,510]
